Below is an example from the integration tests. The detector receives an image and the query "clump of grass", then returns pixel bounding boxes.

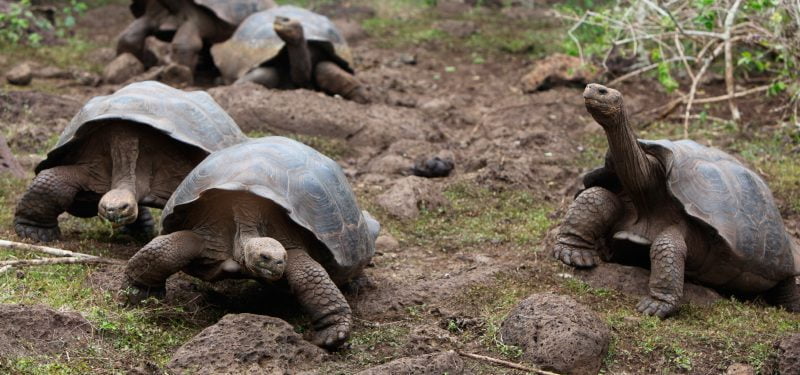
[388,182,552,251]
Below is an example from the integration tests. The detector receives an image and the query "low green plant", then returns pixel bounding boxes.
[0,0,87,47]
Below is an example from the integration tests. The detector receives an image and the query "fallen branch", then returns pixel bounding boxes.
[723,0,744,122]
[607,56,697,86]
[0,257,124,267]
[0,239,99,259]
[692,83,774,104]
[456,350,561,375]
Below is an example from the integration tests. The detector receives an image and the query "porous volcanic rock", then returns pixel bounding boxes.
[102,52,144,84]
[167,314,325,375]
[500,293,610,375]
[375,176,447,219]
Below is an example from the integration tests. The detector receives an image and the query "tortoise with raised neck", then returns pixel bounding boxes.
[554,83,800,318]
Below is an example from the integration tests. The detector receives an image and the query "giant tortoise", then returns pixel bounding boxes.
[14,81,247,242]
[211,5,369,103]
[553,83,800,318]
[121,136,380,349]
[116,0,276,80]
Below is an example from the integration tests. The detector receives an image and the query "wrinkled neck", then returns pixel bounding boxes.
[602,108,661,210]
[285,38,312,87]
[109,128,140,198]
[232,201,262,261]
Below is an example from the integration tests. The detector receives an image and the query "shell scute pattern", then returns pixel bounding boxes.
[640,139,795,277]
[193,0,276,25]
[38,81,247,173]
[162,137,376,278]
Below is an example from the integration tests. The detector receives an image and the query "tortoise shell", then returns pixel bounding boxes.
[36,81,248,173]
[586,139,798,280]
[161,136,379,280]
[130,0,276,26]
[211,5,353,82]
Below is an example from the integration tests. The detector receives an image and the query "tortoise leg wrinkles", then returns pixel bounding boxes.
[116,17,156,61]
[286,249,351,349]
[236,67,280,88]
[314,61,369,104]
[553,186,622,267]
[638,225,686,318]
[121,231,205,305]
[14,165,89,242]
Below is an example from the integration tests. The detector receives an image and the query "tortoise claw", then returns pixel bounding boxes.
[553,244,598,268]
[14,222,61,243]
[636,296,679,319]
[310,320,350,350]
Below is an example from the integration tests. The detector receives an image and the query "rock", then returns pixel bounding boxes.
[356,351,464,375]
[6,63,33,86]
[375,176,447,219]
[500,293,610,375]
[86,47,117,66]
[75,71,101,86]
[0,135,25,178]
[0,304,93,359]
[411,156,454,178]
[573,262,723,306]
[142,36,171,67]
[520,54,598,93]
[159,63,193,86]
[772,333,800,375]
[725,363,755,375]
[33,66,72,79]
[366,154,411,175]
[102,52,144,84]
[375,234,400,253]
[167,314,325,375]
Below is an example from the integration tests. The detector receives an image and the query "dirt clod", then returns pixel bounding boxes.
[375,234,400,252]
[375,176,447,219]
[103,52,144,84]
[6,63,33,86]
[0,134,26,178]
[725,363,755,375]
[0,304,93,359]
[356,350,465,375]
[167,314,325,375]
[770,333,800,375]
[500,293,610,375]
[520,54,597,93]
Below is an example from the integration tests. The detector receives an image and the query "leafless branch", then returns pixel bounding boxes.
[457,351,561,375]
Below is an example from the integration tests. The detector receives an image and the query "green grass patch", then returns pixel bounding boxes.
[385,182,553,251]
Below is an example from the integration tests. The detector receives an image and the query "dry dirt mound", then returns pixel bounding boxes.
[208,83,439,148]
[167,313,325,375]
[0,304,93,359]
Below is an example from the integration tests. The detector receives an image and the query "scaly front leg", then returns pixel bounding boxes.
[637,225,686,318]
[286,249,351,349]
[14,165,89,242]
[553,186,623,267]
[121,230,205,305]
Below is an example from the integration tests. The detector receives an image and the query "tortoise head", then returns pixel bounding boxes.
[273,16,305,45]
[98,188,138,225]
[243,237,287,281]
[583,83,625,129]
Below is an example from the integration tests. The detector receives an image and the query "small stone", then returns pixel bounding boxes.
[74,71,101,87]
[33,66,72,79]
[6,63,33,86]
[159,63,193,86]
[400,54,417,65]
[375,234,400,253]
[375,176,447,220]
[411,156,454,178]
[103,53,144,85]
[725,363,755,375]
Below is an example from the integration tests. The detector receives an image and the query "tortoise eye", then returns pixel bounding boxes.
[260,254,271,261]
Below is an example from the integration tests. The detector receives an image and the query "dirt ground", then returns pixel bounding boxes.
[1,1,799,374]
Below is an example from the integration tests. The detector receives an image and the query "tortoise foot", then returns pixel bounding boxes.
[310,320,350,350]
[637,296,679,319]
[14,222,61,243]
[552,244,599,268]
[118,277,166,306]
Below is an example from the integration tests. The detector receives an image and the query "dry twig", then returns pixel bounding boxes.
[0,239,99,259]
[0,257,123,267]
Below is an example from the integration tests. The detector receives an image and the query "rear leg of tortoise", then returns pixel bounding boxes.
[236,66,281,88]
[314,61,369,104]
[765,277,800,312]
